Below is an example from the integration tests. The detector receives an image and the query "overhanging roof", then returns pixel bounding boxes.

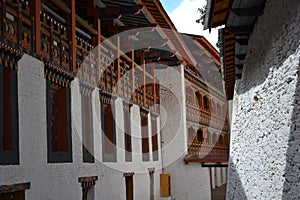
[204,0,266,100]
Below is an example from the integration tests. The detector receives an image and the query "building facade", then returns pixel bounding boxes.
[0,0,229,199]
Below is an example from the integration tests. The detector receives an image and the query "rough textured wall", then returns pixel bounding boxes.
[227,0,300,199]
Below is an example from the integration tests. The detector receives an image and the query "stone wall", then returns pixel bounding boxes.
[227,0,300,199]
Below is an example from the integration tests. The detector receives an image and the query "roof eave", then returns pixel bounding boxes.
[203,0,214,30]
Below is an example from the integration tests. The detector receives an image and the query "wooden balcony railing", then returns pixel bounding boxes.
[2,0,33,52]
[186,103,229,131]
[0,0,160,112]
[185,142,229,164]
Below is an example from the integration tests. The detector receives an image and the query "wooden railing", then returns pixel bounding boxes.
[186,142,229,163]
[98,44,159,111]
[186,103,229,131]
[0,0,159,111]
[2,0,33,52]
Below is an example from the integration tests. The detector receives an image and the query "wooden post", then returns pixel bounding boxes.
[31,0,41,55]
[131,48,135,102]
[97,18,101,85]
[67,0,76,72]
[153,63,156,110]
[142,53,146,107]
[117,35,120,93]
[17,3,22,46]
[2,0,6,39]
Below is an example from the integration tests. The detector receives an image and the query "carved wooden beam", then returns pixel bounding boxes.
[95,5,144,20]
[118,23,157,32]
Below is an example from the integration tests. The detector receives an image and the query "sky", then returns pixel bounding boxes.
[160,0,219,50]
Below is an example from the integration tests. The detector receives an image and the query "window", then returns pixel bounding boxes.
[195,92,202,108]
[206,130,211,143]
[101,99,116,162]
[212,132,217,144]
[197,129,203,144]
[203,96,210,110]
[124,102,132,162]
[217,103,221,115]
[0,66,19,165]
[47,81,72,163]
[151,115,158,161]
[82,93,94,163]
[219,135,224,145]
[141,109,149,161]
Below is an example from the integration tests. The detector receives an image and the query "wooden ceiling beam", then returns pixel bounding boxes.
[231,7,263,17]
[97,7,122,19]
[120,5,144,15]
[226,26,252,34]
[118,23,157,32]
[156,59,183,67]
[96,5,143,19]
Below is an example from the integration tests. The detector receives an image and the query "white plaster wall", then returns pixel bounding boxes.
[211,168,215,189]
[157,65,212,200]
[0,54,163,200]
[227,0,300,199]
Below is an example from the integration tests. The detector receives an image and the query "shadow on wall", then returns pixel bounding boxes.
[226,157,247,200]
[235,0,300,96]
[282,69,300,199]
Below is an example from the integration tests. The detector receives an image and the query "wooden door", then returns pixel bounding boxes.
[126,176,133,200]
[0,191,25,200]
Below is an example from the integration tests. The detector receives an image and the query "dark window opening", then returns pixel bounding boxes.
[151,116,158,161]
[197,129,203,144]
[47,80,72,163]
[124,103,132,162]
[125,174,134,200]
[0,66,19,165]
[101,100,116,162]
[203,96,210,110]
[82,94,94,163]
[195,92,202,108]
[141,110,149,161]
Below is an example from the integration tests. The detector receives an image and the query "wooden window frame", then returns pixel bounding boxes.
[82,93,94,163]
[46,80,72,163]
[140,109,149,162]
[203,96,210,110]
[0,66,19,165]
[151,115,159,161]
[123,102,132,162]
[101,100,117,162]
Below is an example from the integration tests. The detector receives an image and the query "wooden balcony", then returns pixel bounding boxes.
[2,0,33,53]
[186,103,229,131]
[184,142,229,164]
[0,0,160,111]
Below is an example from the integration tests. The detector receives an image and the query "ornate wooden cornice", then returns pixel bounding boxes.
[44,62,74,88]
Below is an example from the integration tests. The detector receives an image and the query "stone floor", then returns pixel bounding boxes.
[211,184,227,200]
